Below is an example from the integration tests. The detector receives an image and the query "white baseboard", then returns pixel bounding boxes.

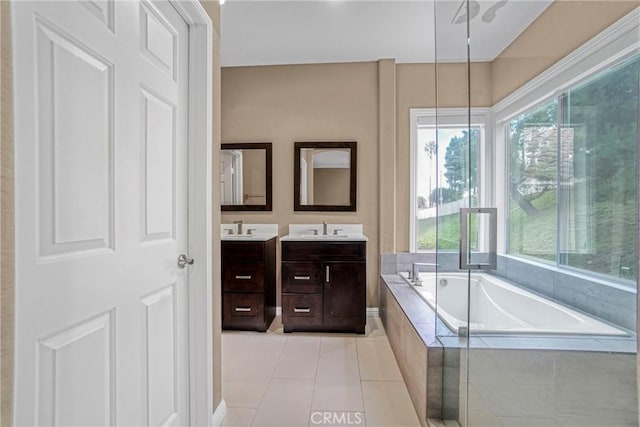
[211,399,227,427]
[276,306,282,316]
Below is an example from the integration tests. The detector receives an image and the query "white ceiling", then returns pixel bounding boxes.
[220,0,554,67]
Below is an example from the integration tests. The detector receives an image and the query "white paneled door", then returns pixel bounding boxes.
[13,1,191,425]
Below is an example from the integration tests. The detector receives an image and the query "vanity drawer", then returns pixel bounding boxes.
[222,241,264,261]
[223,293,264,328]
[282,241,366,261]
[282,294,323,326]
[282,262,323,293]
[223,262,264,292]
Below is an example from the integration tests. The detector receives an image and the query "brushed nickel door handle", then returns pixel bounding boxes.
[178,254,194,269]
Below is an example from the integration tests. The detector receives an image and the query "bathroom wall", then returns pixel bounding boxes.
[492,0,638,104]
[220,61,381,306]
[220,60,495,306]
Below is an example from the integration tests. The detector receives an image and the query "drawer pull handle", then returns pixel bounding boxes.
[326,266,330,282]
[294,275,310,280]
[235,275,252,280]
[235,307,252,312]
[294,307,311,313]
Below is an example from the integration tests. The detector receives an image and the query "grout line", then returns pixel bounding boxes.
[354,331,368,426]
[248,317,288,426]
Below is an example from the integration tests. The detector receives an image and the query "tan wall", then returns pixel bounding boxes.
[394,62,493,251]
[492,0,638,104]
[313,168,350,205]
[221,62,380,306]
[1,2,14,425]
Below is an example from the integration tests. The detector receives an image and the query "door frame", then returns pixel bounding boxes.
[167,1,214,425]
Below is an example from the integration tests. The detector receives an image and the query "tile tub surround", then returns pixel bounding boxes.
[459,349,638,427]
[379,271,638,425]
[379,274,444,425]
[497,255,637,331]
[381,253,637,332]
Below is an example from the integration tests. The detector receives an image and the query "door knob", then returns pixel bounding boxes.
[178,254,194,269]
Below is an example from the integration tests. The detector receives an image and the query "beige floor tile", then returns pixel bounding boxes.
[222,332,252,355]
[221,317,421,427]
[245,333,288,356]
[284,336,322,356]
[273,353,319,380]
[320,336,357,359]
[357,339,403,381]
[221,407,256,427]
[316,356,361,384]
[223,354,280,382]
[223,379,269,409]
[252,378,315,426]
[362,381,421,427]
[312,382,365,412]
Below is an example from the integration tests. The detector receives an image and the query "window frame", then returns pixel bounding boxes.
[409,108,492,252]
[493,10,640,285]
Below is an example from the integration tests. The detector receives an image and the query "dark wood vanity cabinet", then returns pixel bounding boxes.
[281,241,366,334]
[222,238,276,332]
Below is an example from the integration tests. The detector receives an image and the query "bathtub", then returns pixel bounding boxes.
[402,272,628,336]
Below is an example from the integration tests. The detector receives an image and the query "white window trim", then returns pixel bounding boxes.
[409,107,492,252]
[493,6,640,256]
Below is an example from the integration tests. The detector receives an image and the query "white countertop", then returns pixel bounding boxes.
[220,223,278,241]
[281,224,368,242]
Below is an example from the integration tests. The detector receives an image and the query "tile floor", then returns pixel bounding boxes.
[222,316,422,427]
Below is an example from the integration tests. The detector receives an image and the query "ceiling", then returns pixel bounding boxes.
[220,0,554,67]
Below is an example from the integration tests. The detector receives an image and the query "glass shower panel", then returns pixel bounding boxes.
[461,2,639,427]
[432,0,474,424]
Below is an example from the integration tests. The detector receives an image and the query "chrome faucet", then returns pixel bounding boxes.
[411,262,439,283]
[233,220,243,235]
[322,221,328,236]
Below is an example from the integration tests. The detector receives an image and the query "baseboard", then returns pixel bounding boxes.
[276,306,282,316]
[211,399,227,427]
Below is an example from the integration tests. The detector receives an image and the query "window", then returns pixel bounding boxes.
[508,56,639,282]
[410,109,490,252]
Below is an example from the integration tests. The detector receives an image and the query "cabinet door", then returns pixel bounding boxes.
[323,261,366,328]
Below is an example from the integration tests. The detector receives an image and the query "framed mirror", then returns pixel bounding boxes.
[294,141,357,212]
[221,142,272,211]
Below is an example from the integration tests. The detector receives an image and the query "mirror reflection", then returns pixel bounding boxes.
[221,143,272,211]
[294,141,357,211]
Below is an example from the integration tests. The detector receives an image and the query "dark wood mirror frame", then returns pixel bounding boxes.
[294,141,357,212]
[221,142,273,211]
